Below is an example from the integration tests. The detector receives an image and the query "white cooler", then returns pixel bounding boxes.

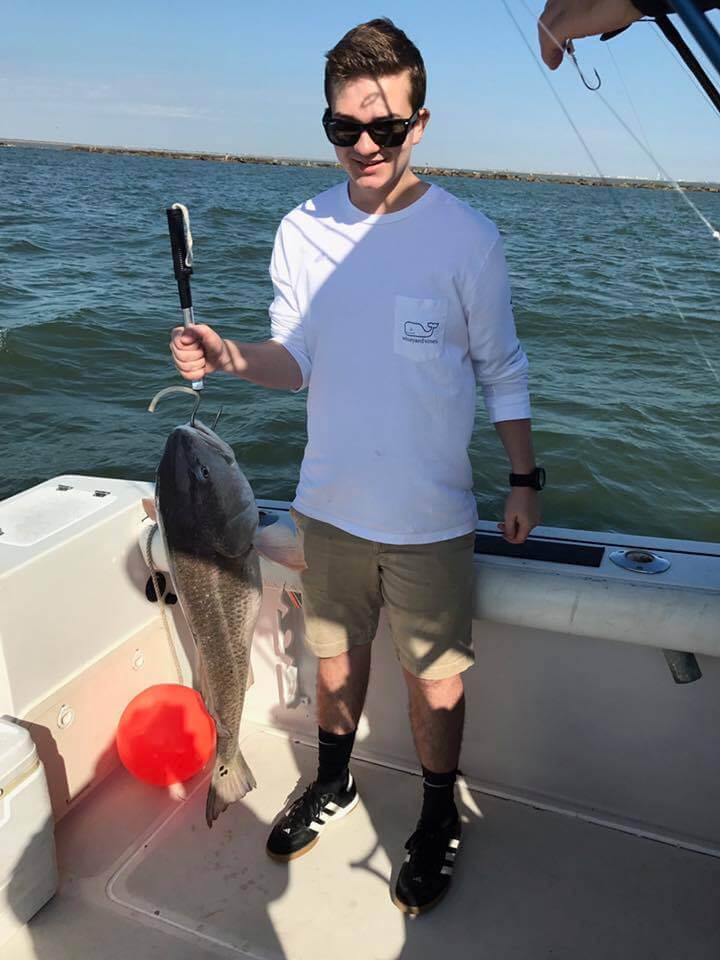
[0,717,58,946]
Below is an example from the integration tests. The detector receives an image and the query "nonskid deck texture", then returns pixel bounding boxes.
[7,727,720,960]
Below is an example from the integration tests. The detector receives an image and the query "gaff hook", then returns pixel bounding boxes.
[565,40,602,90]
[148,385,202,426]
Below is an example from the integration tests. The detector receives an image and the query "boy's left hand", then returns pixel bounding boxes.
[497,488,541,544]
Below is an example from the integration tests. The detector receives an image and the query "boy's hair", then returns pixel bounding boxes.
[324,18,426,113]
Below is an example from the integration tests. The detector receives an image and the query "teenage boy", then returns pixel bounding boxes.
[171,18,542,915]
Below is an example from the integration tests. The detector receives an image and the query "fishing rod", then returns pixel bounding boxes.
[656,15,720,113]
[651,5,720,116]
[599,2,720,116]
[166,203,204,391]
[666,0,720,77]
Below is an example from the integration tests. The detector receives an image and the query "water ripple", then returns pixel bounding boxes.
[1,146,719,540]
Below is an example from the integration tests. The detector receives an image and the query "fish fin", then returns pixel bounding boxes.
[254,515,306,570]
[205,750,256,828]
[142,497,157,522]
[246,661,254,692]
[168,780,188,802]
[195,653,218,721]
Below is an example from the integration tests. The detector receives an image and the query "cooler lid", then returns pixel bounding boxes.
[0,717,38,793]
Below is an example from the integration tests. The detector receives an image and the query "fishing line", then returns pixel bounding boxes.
[501,0,719,384]
[605,43,657,171]
[526,0,720,242]
[607,33,720,331]
[593,88,720,240]
[143,523,184,684]
[652,23,720,119]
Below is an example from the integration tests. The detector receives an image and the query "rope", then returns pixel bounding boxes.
[143,522,184,684]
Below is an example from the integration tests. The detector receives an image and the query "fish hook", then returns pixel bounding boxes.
[565,40,602,90]
[190,391,201,427]
[148,385,202,425]
[211,406,224,432]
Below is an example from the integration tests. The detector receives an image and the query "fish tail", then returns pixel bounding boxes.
[205,749,256,828]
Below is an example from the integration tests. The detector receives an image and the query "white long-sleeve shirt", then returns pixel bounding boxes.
[269,181,530,544]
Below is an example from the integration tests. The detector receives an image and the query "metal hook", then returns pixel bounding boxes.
[147,385,201,426]
[190,391,201,427]
[211,406,224,432]
[565,40,602,90]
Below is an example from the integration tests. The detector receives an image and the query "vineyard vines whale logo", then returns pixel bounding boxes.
[403,320,440,342]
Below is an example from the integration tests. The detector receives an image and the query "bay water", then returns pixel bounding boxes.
[1,145,718,542]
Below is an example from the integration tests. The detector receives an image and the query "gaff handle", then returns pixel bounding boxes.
[166,206,193,309]
[166,204,203,391]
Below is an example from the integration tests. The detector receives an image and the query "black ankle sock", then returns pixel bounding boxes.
[316,727,356,791]
[420,766,458,827]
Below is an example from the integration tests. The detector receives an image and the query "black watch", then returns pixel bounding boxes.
[509,466,546,491]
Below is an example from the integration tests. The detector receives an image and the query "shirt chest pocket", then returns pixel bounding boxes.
[393,296,447,362]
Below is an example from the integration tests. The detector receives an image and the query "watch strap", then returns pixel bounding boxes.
[509,466,546,490]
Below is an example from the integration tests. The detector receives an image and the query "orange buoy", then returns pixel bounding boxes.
[116,684,216,787]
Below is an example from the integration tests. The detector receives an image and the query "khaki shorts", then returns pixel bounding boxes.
[292,510,475,681]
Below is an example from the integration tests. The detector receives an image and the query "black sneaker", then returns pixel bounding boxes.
[392,814,462,915]
[266,772,359,862]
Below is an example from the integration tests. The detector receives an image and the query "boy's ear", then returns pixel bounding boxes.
[412,107,430,144]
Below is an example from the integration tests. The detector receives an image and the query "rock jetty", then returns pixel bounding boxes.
[2,140,718,192]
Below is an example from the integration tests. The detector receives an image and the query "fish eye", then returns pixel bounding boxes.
[201,467,210,479]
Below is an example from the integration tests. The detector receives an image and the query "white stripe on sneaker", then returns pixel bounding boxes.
[337,792,360,818]
[440,865,453,876]
[448,838,460,849]
[307,790,360,836]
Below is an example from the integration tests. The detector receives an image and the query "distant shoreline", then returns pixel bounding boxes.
[2,138,719,193]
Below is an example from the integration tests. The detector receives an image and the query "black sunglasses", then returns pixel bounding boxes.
[322,108,420,148]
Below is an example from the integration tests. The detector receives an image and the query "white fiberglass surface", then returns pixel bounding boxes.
[10,726,717,960]
[0,485,115,548]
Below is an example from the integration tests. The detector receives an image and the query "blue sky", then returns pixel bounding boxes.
[3,1,720,180]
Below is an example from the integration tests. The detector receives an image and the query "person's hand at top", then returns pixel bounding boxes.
[538,0,644,68]
[170,324,230,381]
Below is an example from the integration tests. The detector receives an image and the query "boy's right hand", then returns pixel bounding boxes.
[170,324,230,380]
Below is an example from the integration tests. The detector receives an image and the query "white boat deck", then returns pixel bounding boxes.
[6,725,720,960]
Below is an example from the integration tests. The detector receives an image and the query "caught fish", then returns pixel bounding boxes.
[153,416,262,827]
